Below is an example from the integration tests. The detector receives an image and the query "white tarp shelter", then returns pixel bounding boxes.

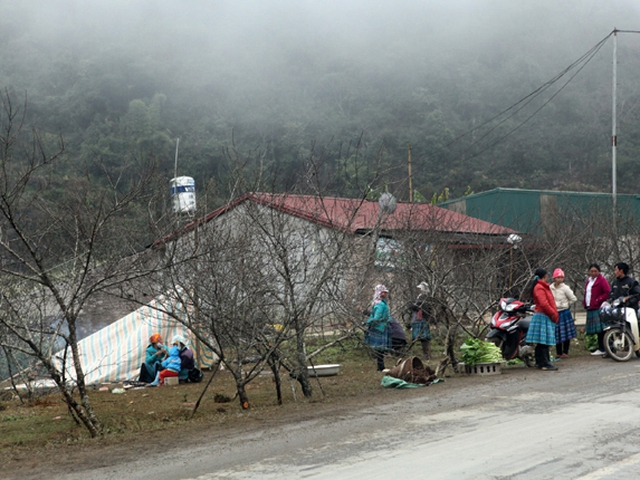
[53,296,217,385]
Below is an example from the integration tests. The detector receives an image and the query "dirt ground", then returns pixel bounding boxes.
[1,354,546,480]
[0,361,457,478]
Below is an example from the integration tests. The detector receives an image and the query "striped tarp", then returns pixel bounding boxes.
[54,297,217,385]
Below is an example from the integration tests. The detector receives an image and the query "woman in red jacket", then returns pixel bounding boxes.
[525,268,559,370]
[583,263,611,356]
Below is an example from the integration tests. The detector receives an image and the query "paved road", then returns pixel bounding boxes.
[57,355,640,480]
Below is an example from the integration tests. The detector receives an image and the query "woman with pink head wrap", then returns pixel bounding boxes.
[365,284,391,371]
[550,268,577,358]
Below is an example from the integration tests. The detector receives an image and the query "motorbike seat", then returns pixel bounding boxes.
[518,316,531,330]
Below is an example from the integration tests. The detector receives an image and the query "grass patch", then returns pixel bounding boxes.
[0,343,389,450]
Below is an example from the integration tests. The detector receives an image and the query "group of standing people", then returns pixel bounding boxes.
[364,261,640,372]
[364,282,434,371]
[525,262,640,371]
[584,262,640,355]
[138,333,199,386]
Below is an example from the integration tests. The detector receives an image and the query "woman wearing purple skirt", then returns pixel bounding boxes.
[550,268,577,358]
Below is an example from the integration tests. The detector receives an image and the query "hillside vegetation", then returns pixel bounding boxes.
[2,1,640,206]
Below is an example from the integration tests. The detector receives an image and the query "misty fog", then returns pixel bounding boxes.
[2,0,640,199]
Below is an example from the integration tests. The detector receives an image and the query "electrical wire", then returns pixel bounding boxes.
[444,31,614,163]
[459,35,610,162]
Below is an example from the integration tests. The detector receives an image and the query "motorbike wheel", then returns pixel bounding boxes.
[603,329,634,362]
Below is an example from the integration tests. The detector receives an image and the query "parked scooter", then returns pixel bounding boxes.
[601,297,640,361]
[486,297,536,367]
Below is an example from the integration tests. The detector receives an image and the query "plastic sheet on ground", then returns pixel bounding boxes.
[381,375,443,389]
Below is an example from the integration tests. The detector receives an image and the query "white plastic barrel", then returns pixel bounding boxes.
[170,176,196,213]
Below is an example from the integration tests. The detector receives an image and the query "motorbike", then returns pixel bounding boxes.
[601,297,640,362]
[486,297,536,367]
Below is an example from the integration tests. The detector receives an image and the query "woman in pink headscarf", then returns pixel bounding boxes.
[365,284,391,371]
[550,268,577,358]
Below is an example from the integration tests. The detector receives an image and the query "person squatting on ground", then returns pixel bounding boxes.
[148,336,187,386]
[389,316,407,355]
[550,268,577,358]
[583,263,611,356]
[525,268,559,371]
[139,333,167,383]
[365,284,391,371]
[409,281,434,360]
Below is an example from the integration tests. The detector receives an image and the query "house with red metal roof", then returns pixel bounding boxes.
[158,192,516,248]
[145,192,520,333]
[154,193,518,292]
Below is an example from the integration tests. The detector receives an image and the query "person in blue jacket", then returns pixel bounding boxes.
[148,340,182,386]
[365,284,391,371]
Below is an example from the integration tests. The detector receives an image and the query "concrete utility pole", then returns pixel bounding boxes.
[407,142,413,202]
[612,29,617,217]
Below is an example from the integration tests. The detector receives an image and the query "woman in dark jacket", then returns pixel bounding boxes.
[525,268,559,371]
[583,263,611,356]
[410,282,434,360]
[172,334,197,381]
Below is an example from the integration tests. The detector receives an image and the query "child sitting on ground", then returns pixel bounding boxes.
[148,342,182,386]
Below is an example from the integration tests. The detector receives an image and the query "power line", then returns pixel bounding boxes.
[459,35,610,163]
[443,31,614,163]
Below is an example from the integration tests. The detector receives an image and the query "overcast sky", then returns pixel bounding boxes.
[6,1,640,70]
[3,0,640,125]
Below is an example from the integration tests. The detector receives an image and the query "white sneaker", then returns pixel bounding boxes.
[590,349,605,356]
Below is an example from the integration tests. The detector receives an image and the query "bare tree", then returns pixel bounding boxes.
[146,189,368,406]
[136,142,381,407]
[0,90,160,437]
[362,202,514,374]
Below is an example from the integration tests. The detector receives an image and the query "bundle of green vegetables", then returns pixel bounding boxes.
[460,338,503,365]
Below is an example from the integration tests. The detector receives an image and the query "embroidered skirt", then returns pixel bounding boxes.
[526,312,557,346]
[555,308,577,343]
[412,321,432,342]
[585,309,605,335]
[365,325,391,351]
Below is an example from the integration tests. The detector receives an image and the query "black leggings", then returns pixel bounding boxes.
[598,331,605,352]
[556,340,571,356]
[374,350,385,371]
[535,344,551,367]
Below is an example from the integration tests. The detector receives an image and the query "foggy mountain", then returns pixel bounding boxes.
[2,0,640,203]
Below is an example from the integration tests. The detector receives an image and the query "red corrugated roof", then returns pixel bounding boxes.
[215,193,514,235]
[155,192,515,246]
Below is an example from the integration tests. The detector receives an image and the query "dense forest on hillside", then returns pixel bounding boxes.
[5,0,640,411]
[2,0,640,212]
